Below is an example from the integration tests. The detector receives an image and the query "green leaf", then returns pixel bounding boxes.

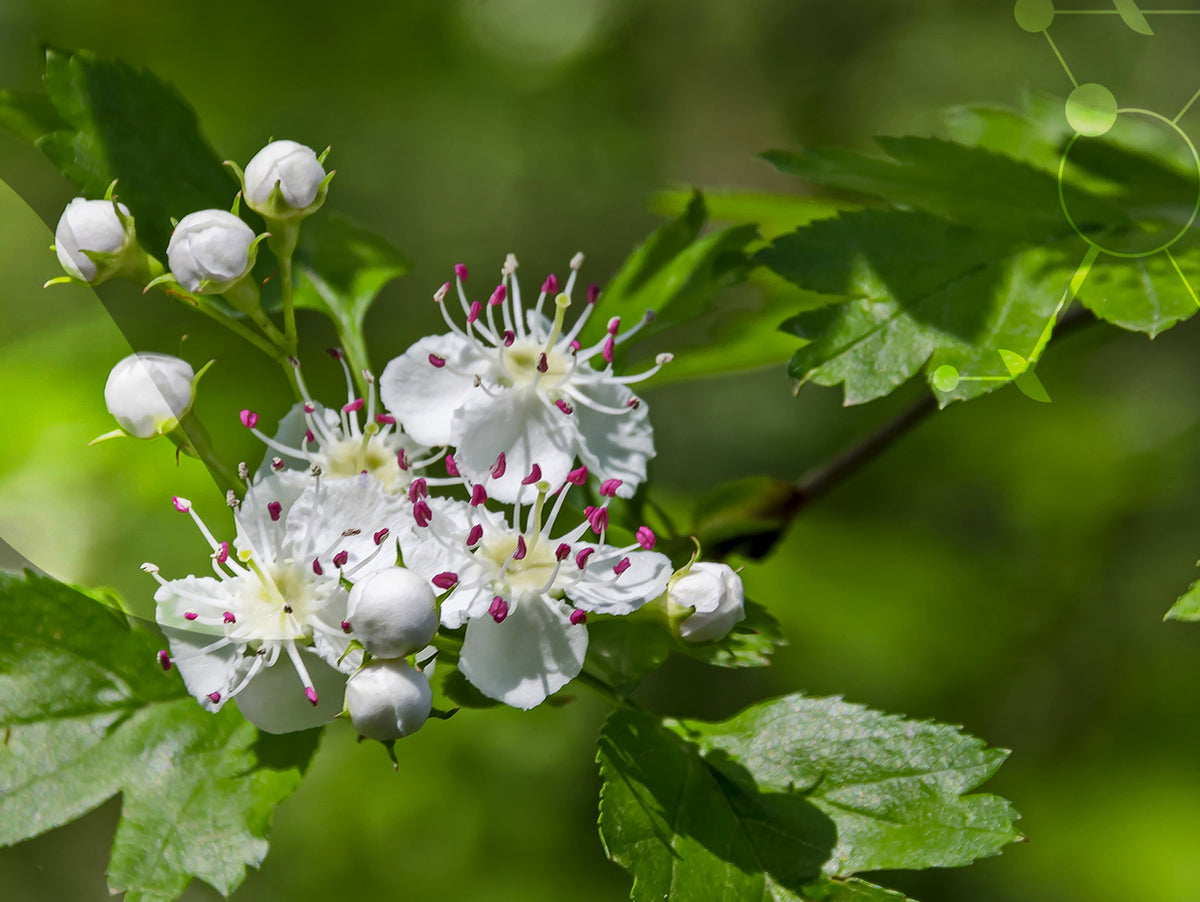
[764,210,1075,406]
[597,707,837,902]
[676,600,785,670]
[760,125,1200,404]
[0,89,68,144]
[35,47,239,256]
[289,210,412,332]
[785,877,917,902]
[652,189,854,239]
[680,694,1022,876]
[595,191,757,347]
[1165,575,1200,622]
[585,613,673,696]
[0,572,319,902]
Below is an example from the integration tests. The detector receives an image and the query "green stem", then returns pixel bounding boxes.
[166,288,281,359]
[268,222,301,354]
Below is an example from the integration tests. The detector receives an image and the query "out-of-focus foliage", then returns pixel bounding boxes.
[3,3,1200,902]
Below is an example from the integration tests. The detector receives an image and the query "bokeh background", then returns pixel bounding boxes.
[3,1,1200,900]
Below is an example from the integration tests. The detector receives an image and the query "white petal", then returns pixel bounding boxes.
[233,650,347,734]
[567,548,673,616]
[452,390,578,502]
[285,473,411,567]
[236,471,311,557]
[459,596,587,709]
[379,334,489,447]
[162,624,247,713]
[569,374,655,497]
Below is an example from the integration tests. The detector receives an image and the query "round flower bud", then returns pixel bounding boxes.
[167,209,256,293]
[672,562,746,644]
[345,660,432,741]
[243,140,326,216]
[346,567,439,658]
[104,353,195,438]
[55,198,133,283]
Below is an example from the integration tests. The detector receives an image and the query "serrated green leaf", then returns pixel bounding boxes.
[765,210,1075,406]
[760,125,1200,405]
[593,191,757,348]
[0,572,319,902]
[598,706,837,902]
[652,189,854,239]
[679,694,1022,876]
[36,47,239,256]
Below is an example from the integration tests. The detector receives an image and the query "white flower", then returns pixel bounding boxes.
[398,470,672,709]
[379,254,670,503]
[55,197,133,283]
[241,354,438,494]
[345,660,433,741]
[104,352,195,438]
[146,471,410,733]
[243,139,327,215]
[346,567,438,659]
[672,562,745,643]
[167,209,257,293]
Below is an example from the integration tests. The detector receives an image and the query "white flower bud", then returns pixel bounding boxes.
[243,140,326,216]
[55,198,133,283]
[672,562,746,644]
[167,209,256,293]
[345,660,432,741]
[346,567,438,658]
[104,353,195,438]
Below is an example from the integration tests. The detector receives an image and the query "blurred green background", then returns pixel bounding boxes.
[4,1,1200,900]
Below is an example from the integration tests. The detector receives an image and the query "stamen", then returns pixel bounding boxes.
[341,620,352,633]
[489,284,506,306]
[398,450,411,471]
[414,500,433,527]
[555,399,573,415]
[271,457,285,471]
[376,413,396,426]
[208,691,222,703]
[333,550,349,568]
[183,611,198,621]
[537,353,549,373]
[556,543,571,561]
[490,453,507,479]
[466,524,484,547]
[489,596,509,623]
[157,649,171,670]
[567,466,588,485]
[455,263,469,282]
[502,330,515,347]
[374,528,390,545]
[312,558,324,575]
[409,478,429,503]
[223,611,237,623]
[343,397,364,414]
[613,557,631,576]
[429,354,446,368]
[239,410,259,429]
[434,282,450,303]
[599,479,622,498]
[636,526,656,550]
[467,300,482,324]
[433,572,459,590]
[522,464,542,485]
[305,687,319,706]
[575,548,594,569]
[587,283,599,304]
[445,453,460,476]
[570,609,587,625]
[542,274,559,295]
[513,535,527,561]
[470,485,488,507]
[173,496,190,513]
[238,462,250,480]
[268,501,283,521]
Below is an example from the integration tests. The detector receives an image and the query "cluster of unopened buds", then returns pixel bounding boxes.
[68,139,747,748]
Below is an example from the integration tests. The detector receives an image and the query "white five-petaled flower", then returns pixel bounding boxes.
[240,353,442,495]
[398,467,672,709]
[146,471,410,733]
[379,254,671,503]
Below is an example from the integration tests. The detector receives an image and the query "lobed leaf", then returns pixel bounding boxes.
[0,572,319,902]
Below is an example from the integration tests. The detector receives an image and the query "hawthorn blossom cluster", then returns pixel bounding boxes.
[70,139,747,742]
